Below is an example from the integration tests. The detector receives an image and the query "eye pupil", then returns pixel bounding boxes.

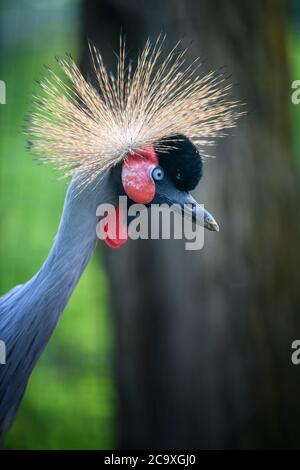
[152,166,164,181]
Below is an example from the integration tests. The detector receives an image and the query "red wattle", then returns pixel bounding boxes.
[100,206,128,249]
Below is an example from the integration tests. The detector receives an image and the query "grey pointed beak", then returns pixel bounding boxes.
[153,178,219,232]
[181,193,219,232]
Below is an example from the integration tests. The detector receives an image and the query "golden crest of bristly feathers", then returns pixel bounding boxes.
[27,37,243,187]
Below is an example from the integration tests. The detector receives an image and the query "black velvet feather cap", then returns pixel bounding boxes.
[157,135,203,192]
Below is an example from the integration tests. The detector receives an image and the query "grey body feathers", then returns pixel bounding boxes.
[0,171,115,438]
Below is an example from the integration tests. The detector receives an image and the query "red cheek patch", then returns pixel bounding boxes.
[100,146,158,249]
[122,146,158,204]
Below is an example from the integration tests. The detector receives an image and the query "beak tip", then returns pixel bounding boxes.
[203,209,219,232]
[208,221,219,232]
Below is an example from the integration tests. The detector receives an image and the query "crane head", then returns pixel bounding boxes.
[101,134,218,248]
[26,38,243,250]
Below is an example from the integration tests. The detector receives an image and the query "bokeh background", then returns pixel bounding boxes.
[1,0,300,450]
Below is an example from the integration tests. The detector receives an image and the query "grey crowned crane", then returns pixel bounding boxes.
[0,39,241,438]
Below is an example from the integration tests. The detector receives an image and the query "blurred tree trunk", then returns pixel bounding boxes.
[81,0,300,449]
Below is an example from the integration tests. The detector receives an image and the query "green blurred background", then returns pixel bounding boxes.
[1,0,300,450]
[0,0,115,449]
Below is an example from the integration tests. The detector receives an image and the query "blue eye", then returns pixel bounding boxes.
[152,166,164,181]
